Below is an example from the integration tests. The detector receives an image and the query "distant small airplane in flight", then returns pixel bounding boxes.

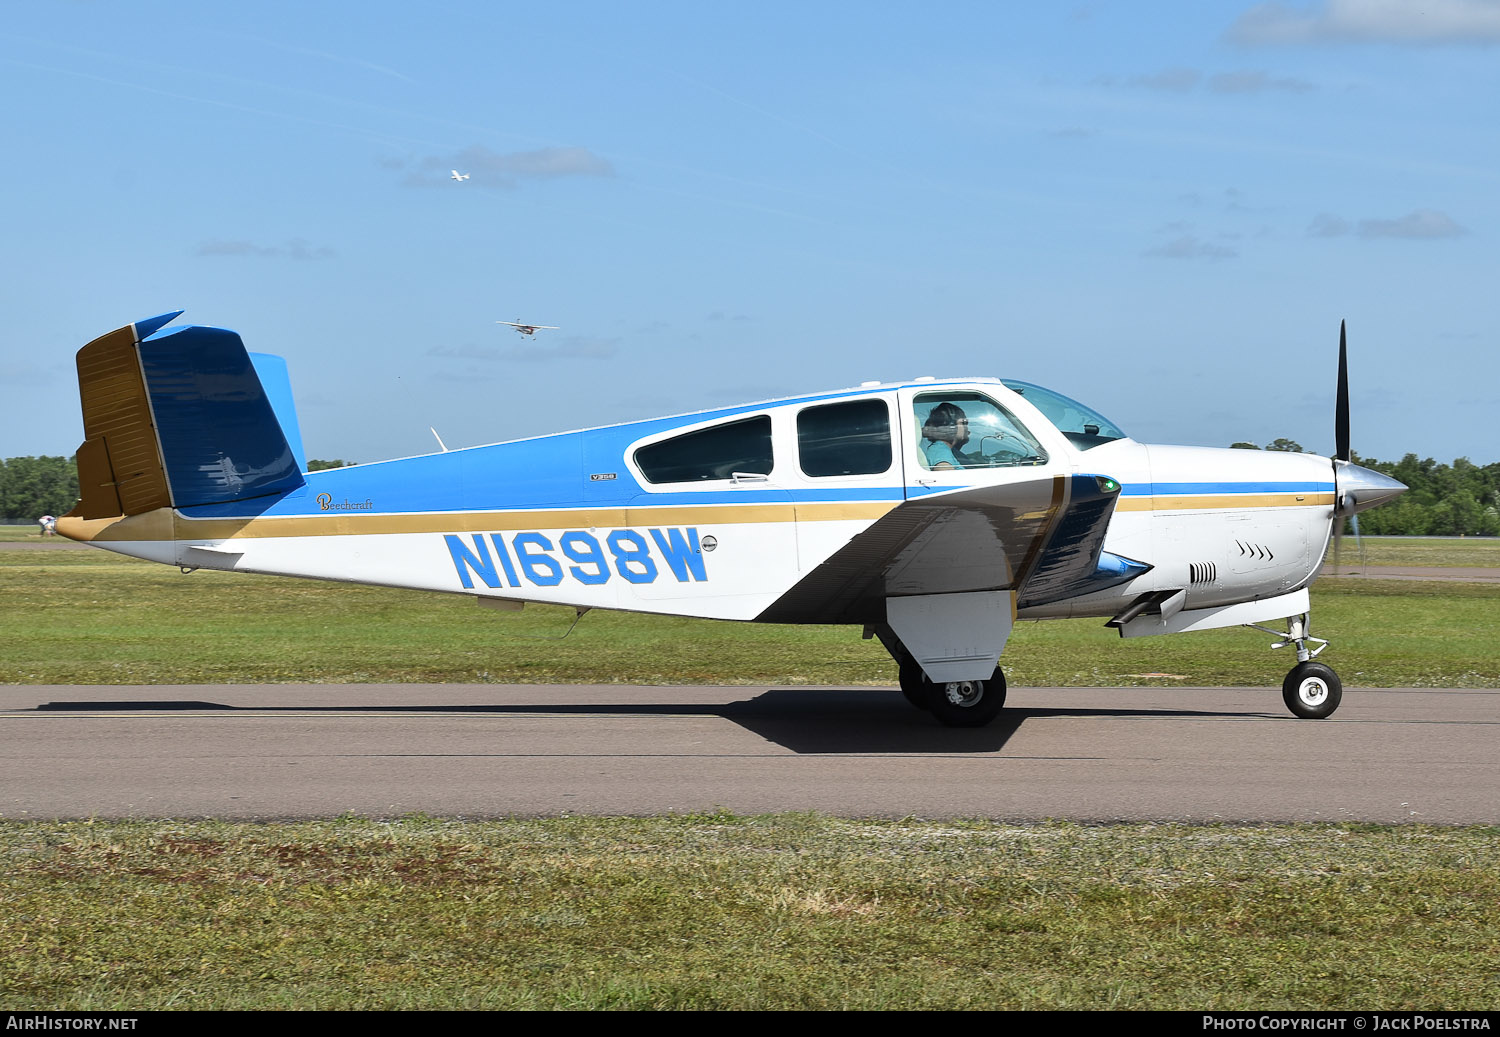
[497,320,558,337]
[450,170,469,181]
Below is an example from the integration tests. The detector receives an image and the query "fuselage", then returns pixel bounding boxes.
[62,376,1348,628]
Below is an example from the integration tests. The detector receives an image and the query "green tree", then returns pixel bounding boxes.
[0,456,79,521]
[307,459,356,471]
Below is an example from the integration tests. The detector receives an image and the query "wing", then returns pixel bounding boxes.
[755,473,1145,683]
[758,474,1138,625]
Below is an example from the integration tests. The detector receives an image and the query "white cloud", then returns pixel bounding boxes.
[195,239,336,259]
[1308,213,1352,236]
[1145,235,1239,260]
[1208,70,1315,92]
[394,145,615,189]
[1229,0,1500,45]
[1130,67,1202,91]
[1358,209,1466,238]
[1121,67,1314,93]
[1308,209,1466,237]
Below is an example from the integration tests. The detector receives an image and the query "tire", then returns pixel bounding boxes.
[1282,661,1342,720]
[919,666,1008,728]
[897,663,930,711]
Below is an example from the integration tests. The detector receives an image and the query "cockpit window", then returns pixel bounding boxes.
[635,415,773,483]
[914,392,1047,470]
[1001,380,1127,450]
[797,398,892,477]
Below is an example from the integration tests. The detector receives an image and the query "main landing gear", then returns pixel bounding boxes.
[869,623,1008,727]
[899,662,1008,728]
[1252,612,1342,719]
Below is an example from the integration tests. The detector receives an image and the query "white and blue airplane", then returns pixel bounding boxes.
[57,312,1406,726]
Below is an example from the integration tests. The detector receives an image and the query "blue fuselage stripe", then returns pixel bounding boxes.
[1121,481,1333,496]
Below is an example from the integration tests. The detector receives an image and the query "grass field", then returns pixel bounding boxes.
[2,538,1496,687]
[4,535,1497,1011]
[1332,535,1500,568]
[3,816,1497,1010]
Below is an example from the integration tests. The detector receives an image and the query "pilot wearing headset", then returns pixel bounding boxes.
[921,402,971,470]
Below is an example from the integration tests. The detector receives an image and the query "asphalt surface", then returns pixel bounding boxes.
[6,539,1496,823]
[3,683,1496,823]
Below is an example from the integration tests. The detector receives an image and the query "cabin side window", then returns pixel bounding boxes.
[797,399,892,478]
[914,392,1048,470]
[634,415,774,483]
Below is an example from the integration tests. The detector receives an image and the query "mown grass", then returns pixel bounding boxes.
[2,815,1497,1010]
[2,548,1497,687]
[1330,536,1500,568]
[4,545,1497,1011]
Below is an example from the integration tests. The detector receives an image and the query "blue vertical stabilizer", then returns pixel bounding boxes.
[250,353,308,473]
[138,324,306,507]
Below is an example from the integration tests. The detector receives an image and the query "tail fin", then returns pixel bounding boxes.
[68,312,306,521]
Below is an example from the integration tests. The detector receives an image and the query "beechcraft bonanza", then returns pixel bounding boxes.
[59,313,1407,726]
[450,170,469,181]
[496,320,558,336]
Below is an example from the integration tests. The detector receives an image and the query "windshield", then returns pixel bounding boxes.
[1001,380,1128,451]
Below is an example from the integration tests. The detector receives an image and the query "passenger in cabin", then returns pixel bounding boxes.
[921,403,971,470]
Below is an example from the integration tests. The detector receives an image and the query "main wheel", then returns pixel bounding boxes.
[1282,661,1342,719]
[904,665,1007,727]
[897,663,929,711]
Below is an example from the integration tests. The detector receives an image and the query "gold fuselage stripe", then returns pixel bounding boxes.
[84,501,897,543]
[1115,492,1336,512]
[70,492,1337,544]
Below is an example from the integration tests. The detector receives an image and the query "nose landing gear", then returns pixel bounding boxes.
[1251,612,1342,719]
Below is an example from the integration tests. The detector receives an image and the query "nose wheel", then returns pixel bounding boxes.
[1282,661,1342,719]
[1252,612,1343,719]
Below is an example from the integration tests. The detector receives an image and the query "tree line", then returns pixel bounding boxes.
[0,457,353,524]
[3,451,1496,536]
[1230,441,1500,536]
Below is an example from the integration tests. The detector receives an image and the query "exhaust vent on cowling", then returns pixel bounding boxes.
[1234,540,1274,562]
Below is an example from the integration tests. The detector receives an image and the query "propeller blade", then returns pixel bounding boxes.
[1335,320,1350,462]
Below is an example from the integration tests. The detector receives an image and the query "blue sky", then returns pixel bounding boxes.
[3,1,1497,466]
